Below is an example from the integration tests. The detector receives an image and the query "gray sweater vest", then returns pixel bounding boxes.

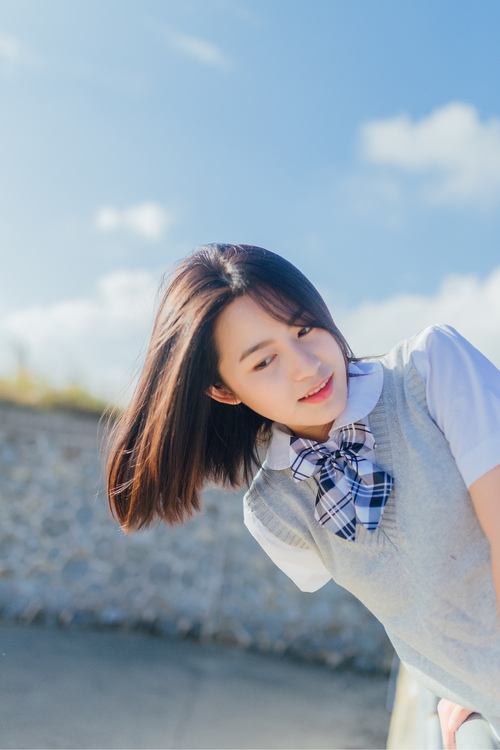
[244,334,500,722]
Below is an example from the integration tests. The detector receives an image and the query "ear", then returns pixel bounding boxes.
[206,384,242,405]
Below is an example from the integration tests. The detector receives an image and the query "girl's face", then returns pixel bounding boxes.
[209,295,348,443]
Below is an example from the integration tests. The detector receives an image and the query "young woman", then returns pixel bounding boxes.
[107,244,500,749]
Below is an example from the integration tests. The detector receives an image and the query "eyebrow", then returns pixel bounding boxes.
[239,339,274,363]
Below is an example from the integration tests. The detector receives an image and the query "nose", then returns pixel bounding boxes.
[288,342,321,381]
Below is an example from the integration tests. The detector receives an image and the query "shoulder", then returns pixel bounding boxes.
[244,465,287,520]
[374,324,468,412]
[244,465,296,517]
[399,322,462,353]
[380,323,468,373]
[408,323,497,382]
[245,463,327,550]
[411,323,470,357]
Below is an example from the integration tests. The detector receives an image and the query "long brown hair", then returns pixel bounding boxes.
[106,244,354,532]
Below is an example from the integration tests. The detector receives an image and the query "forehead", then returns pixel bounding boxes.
[214,296,290,361]
[216,295,284,335]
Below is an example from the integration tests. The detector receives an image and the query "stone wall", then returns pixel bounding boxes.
[0,401,392,671]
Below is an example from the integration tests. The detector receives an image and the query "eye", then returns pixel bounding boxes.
[297,326,312,337]
[254,355,274,371]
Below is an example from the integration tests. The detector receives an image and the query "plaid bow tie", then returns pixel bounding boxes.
[289,421,393,541]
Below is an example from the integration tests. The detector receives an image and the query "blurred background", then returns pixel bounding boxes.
[0,0,499,403]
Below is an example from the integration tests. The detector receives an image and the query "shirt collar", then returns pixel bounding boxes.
[264,359,383,470]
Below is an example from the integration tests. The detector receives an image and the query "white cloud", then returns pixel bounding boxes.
[335,266,500,369]
[147,19,232,69]
[0,31,37,69]
[0,270,159,401]
[1,265,499,403]
[95,202,174,241]
[168,30,232,68]
[0,33,22,62]
[360,102,500,209]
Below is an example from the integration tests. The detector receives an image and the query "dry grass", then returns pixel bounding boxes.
[0,368,111,416]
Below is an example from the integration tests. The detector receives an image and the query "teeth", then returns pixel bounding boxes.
[305,378,328,398]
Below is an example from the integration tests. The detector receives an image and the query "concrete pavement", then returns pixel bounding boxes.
[0,624,390,749]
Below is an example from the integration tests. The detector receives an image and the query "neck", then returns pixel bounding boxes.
[288,422,332,443]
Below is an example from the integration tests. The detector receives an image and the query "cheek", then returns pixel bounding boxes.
[242,379,270,406]
[223,371,263,406]
[216,356,242,394]
[238,376,281,414]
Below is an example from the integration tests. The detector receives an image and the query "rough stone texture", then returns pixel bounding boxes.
[0,401,393,671]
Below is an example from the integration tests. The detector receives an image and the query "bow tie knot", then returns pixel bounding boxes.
[290,421,393,542]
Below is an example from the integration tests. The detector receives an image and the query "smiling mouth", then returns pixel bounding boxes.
[299,376,332,401]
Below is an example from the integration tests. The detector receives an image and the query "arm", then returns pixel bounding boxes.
[469,464,500,622]
[411,324,500,488]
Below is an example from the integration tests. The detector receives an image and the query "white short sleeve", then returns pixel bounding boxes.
[243,504,332,592]
[411,324,500,487]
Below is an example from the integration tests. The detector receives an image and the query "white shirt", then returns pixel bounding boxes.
[244,324,500,592]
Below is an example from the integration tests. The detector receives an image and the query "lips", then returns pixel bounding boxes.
[299,375,333,402]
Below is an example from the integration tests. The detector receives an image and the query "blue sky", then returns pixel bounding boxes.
[1,0,500,398]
